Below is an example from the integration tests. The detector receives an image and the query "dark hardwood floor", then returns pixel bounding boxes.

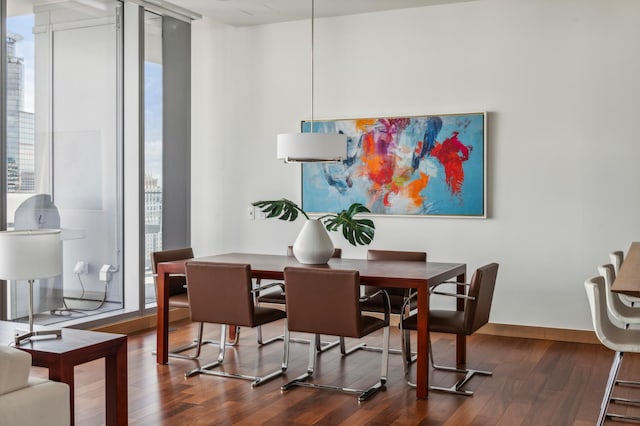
[33,319,640,425]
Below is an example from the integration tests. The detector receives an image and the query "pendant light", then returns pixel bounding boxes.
[276,0,347,163]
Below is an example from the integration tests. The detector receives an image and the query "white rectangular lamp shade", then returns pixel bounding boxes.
[277,132,347,163]
[0,230,62,280]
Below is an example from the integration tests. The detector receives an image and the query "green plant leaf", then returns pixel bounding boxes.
[252,199,308,221]
[322,203,375,246]
[252,199,375,247]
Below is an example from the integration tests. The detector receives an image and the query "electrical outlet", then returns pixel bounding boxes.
[73,261,88,275]
[100,264,112,282]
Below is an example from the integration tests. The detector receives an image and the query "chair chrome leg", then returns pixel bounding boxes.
[287,334,340,352]
[339,336,368,355]
[151,322,219,360]
[610,396,640,406]
[357,325,390,402]
[606,413,640,423]
[357,344,417,358]
[260,331,338,352]
[186,323,287,387]
[282,337,316,391]
[185,324,228,377]
[598,351,623,426]
[615,379,640,387]
[283,327,388,402]
[282,322,290,371]
[314,334,340,352]
[401,332,491,395]
[256,326,284,345]
[252,320,290,388]
[427,336,491,396]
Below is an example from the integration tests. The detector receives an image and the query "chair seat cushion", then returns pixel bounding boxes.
[360,292,416,315]
[257,287,286,304]
[252,306,286,327]
[168,293,190,309]
[168,276,188,297]
[403,310,467,335]
[359,315,387,338]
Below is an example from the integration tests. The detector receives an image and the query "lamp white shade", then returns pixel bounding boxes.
[0,229,62,280]
[277,132,347,163]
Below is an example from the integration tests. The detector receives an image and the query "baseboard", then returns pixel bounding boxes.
[93,311,598,345]
[93,308,190,335]
[476,323,598,344]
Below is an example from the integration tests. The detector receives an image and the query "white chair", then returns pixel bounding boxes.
[597,264,640,325]
[610,251,624,276]
[584,276,640,425]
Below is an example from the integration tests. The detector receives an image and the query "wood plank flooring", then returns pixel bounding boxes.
[31,319,640,425]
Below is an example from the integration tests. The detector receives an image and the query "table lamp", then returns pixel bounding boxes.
[0,229,63,345]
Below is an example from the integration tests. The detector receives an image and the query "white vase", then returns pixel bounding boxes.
[292,219,334,264]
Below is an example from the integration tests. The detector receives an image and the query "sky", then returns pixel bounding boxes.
[7,12,163,181]
[7,14,35,112]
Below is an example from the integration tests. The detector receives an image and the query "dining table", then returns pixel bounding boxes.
[611,242,640,297]
[155,252,466,399]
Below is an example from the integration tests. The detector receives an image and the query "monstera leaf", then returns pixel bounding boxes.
[252,199,375,247]
[321,203,375,246]
[252,199,309,221]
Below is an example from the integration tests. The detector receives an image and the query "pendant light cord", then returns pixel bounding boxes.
[310,0,315,131]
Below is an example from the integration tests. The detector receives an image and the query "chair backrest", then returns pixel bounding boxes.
[597,263,635,323]
[151,247,194,296]
[185,262,255,327]
[286,246,342,258]
[583,275,640,353]
[367,249,426,262]
[366,250,426,297]
[284,267,363,338]
[610,251,624,277]
[464,263,499,334]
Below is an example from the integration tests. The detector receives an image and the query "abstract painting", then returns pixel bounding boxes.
[301,112,486,217]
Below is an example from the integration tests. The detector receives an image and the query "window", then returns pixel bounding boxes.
[5,0,124,325]
[144,10,163,305]
[2,0,192,328]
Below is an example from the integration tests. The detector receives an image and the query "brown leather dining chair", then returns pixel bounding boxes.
[184,262,288,387]
[400,262,499,395]
[151,247,216,359]
[281,267,390,401]
[255,246,342,351]
[358,249,426,360]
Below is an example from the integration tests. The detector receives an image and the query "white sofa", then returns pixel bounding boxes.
[0,345,70,426]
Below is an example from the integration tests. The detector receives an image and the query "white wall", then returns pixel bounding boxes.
[191,0,640,331]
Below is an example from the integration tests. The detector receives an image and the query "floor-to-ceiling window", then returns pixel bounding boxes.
[2,0,194,327]
[144,10,163,306]
[4,0,124,325]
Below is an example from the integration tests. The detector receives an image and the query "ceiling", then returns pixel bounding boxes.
[168,0,477,27]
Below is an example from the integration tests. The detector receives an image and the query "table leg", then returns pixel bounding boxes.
[456,272,467,367]
[416,287,429,399]
[228,325,239,343]
[48,359,76,426]
[106,339,128,426]
[157,267,169,364]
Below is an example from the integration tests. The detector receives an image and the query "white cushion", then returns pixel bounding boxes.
[0,346,31,395]
[0,346,70,426]
[0,379,70,426]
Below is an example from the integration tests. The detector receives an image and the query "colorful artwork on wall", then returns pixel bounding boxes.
[301,112,486,217]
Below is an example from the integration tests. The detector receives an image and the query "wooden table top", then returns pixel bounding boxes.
[0,320,126,354]
[611,242,640,297]
[176,252,467,289]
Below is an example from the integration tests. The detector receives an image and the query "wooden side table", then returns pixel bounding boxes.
[0,321,127,426]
